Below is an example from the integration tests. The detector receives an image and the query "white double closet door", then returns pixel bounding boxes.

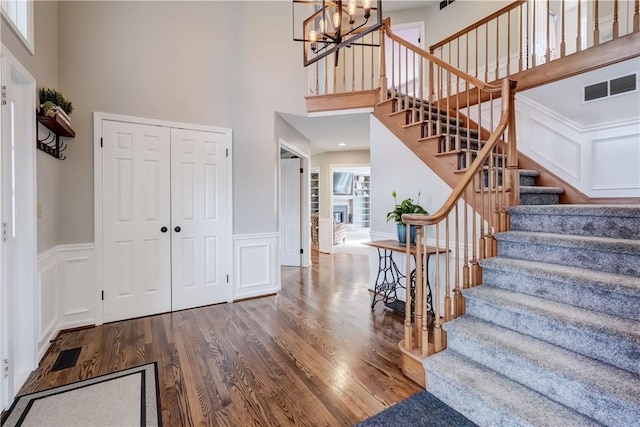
[102,120,228,323]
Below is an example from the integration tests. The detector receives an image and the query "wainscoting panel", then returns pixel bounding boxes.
[58,245,95,328]
[36,248,59,358]
[590,125,640,197]
[36,244,95,359]
[233,233,280,300]
[516,95,640,198]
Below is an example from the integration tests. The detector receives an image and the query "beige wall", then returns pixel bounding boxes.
[2,1,60,253]
[55,1,307,243]
[310,149,370,219]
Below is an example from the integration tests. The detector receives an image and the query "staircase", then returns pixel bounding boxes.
[425,205,640,426]
[374,96,565,207]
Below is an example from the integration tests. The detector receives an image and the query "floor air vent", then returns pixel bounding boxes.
[51,347,82,371]
[585,73,637,102]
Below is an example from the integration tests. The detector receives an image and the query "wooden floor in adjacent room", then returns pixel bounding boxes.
[19,251,420,426]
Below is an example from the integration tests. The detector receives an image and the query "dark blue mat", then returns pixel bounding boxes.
[356,391,477,427]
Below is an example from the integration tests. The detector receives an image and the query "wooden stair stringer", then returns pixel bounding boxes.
[374,102,462,196]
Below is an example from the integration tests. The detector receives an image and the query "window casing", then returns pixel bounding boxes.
[1,0,34,54]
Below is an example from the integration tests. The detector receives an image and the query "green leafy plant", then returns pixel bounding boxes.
[386,190,428,224]
[39,88,73,115]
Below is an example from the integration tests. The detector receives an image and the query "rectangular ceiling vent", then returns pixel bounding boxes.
[584,73,637,102]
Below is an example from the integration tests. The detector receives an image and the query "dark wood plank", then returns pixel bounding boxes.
[18,252,420,425]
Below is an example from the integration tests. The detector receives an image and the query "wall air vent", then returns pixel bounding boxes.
[440,0,455,10]
[610,74,637,96]
[584,73,638,102]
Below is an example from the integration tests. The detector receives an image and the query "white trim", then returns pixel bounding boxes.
[36,244,95,361]
[518,94,640,134]
[0,2,35,56]
[233,232,280,300]
[0,43,37,408]
[93,112,234,324]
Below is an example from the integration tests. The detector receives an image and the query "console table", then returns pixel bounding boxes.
[365,240,444,318]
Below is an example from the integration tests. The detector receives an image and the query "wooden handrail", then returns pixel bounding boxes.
[383,21,502,94]
[402,78,516,227]
[429,0,527,51]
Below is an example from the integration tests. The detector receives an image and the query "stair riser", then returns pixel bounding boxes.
[464,296,640,375]
[480,171,537,188]
[510,213,640,239]
[481,266,640,321]
[497,239,640,277]
[445,327,640,426]
[519,193,560,205]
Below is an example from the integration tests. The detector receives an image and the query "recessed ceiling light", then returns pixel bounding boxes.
[338,142,346,146]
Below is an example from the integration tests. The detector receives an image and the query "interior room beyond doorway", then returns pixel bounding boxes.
[331,166,371,255]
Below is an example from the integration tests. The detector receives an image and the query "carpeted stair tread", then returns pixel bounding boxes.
[443,317,640,426]
[463,286,640,374]
[509,205,640,239]
[495,230,640,276]
[479,257,640,320]
[496,230,640,254]
[424,351,601,427]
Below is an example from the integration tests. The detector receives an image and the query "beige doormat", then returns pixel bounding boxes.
[2,362,161,427]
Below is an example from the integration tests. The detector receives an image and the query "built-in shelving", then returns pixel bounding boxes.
[310,172,319,215]
[353,174,370,228]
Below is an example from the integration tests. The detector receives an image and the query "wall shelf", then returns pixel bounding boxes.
[37,114,75,160]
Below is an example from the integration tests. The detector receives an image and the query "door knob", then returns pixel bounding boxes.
[160,226,168,233]
[174,226,181,232]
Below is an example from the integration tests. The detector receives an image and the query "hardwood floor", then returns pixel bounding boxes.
[19,252,420,426]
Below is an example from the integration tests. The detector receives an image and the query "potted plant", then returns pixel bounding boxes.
[39,88,73,125]
[386,191,428,244]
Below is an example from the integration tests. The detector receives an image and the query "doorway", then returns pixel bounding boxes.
[95,113,233,324]
[279,141,310,268]
[330,165,371,255]
[0,45,37,410]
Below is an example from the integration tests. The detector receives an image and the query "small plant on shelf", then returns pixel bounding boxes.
[386,191,428,244]
[39,88,73,119]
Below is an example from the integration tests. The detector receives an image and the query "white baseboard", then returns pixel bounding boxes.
[37,244,95,360]
[233,233,280,300]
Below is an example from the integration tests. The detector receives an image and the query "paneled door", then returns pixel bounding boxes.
[280,158,301,266]
[102,121,172,322]
[102,121,229,322]
[170,128,228,311]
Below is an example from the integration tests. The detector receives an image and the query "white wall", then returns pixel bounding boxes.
[370,116,454,236]
[56,1,308,244]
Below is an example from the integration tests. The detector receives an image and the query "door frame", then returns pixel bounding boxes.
[0,44,37,410]
[93,112,233,325]
[278,139,310,268]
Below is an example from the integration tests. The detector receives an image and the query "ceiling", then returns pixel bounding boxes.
[279,111,372,155]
